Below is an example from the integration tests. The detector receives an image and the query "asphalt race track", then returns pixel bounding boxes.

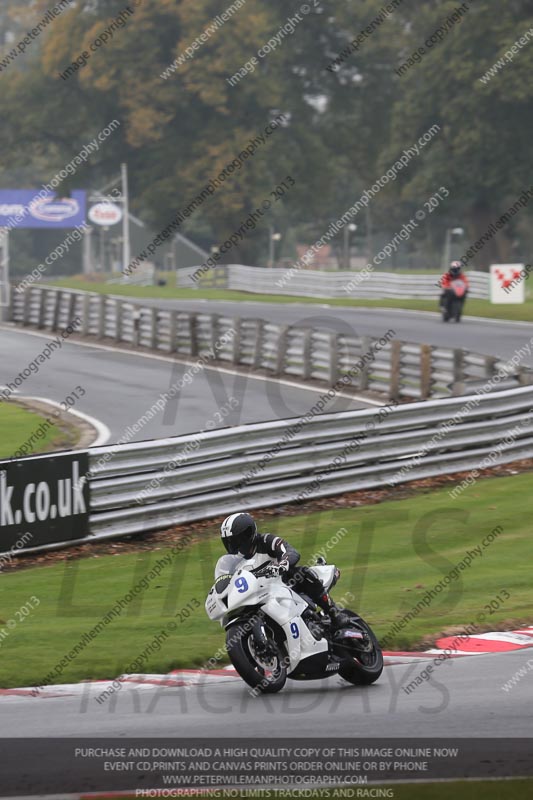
[1,649,531,737]
[140,298,533,366]
[3,299,531,445]
[0,325,371,444]
[1,307,532,793]
[0,649,531,793]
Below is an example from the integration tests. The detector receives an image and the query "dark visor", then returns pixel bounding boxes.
[224,532,253,556]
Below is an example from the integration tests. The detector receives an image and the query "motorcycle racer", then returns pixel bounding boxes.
[439,260,469,306]
[220,512,349,628]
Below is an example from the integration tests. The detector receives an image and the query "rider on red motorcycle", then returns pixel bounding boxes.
[439,261,469,307]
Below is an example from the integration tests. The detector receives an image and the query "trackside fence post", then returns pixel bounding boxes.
[302,328,312,381]
[81,293,90,336]
[390,339,402,401]
[329,332,339,386]
[420,344,432,400]
[452,348,465,396]
[190,314,198,357]
[253,320,264,369]
[169,310,178,354]
[67,292,76,327]
[52,290,62,332]
[150,307,158,349]
[97,295,106,338]
[37,289,46,328]
[115,300,123,342]
[275,325,288,375]
[231,318,241,364]
[358,336,371,391]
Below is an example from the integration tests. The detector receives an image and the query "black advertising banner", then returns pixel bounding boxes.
[0,451,90,551]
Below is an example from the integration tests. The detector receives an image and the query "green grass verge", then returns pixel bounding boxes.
[0,471,531,688]
[0,403,66,460]
[389,780,533,800]
[47,276,533,322]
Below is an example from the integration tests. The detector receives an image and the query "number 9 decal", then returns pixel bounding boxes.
[290,622,299,639]
[235,577,249,593]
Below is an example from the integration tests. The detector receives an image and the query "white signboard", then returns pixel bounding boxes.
[88,202,123,227]
[490,263,526,304]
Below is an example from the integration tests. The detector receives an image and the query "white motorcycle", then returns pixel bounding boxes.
[205,553,383,693]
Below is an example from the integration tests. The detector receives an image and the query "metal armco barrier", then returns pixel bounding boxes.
[10,285,529,400]
[177,264,489,300]
[87,385,533,539]
[2,386,532,555]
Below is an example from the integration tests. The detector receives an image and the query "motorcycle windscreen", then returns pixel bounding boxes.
[214,554,244,579]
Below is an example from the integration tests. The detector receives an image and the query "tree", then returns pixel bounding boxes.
[386,0,533,268]
[1,0,533,270]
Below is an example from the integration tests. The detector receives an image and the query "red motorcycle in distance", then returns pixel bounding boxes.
[441,277,468,322]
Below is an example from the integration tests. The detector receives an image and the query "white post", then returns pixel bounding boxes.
[82,225,94,275]
[0,227,10,321]
[121,162,131,274]
[268,226,274,268]
[343,223,357,269]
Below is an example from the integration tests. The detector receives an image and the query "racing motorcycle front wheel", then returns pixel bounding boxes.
[451,297,463,322]
[226,618,287,694]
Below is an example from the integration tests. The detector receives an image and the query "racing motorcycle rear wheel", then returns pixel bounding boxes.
[334,613,384,685]
[226,619,287,693]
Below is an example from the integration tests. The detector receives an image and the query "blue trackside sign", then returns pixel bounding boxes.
[0,190,86,229]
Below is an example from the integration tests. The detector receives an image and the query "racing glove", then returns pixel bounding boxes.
[278,558,290,575]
